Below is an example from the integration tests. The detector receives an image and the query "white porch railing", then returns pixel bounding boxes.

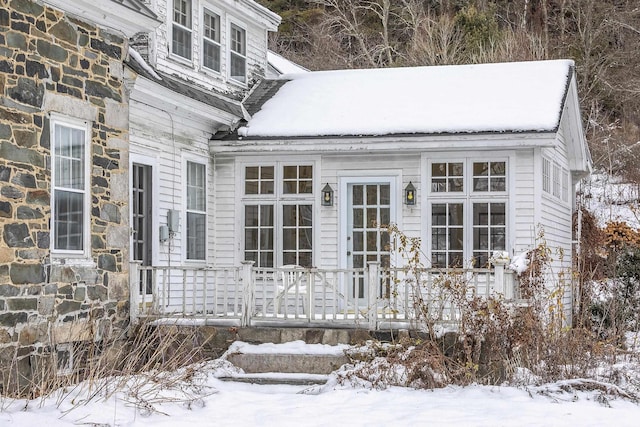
[129,261,520,330]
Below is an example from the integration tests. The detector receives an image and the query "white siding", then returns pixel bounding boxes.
[130,99,215,267]
[213,152,422,270]
[513,149,537,253]
[151,0,272,97]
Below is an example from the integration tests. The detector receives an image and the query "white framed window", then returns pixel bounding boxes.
[431,202,464,268]
[172,0,192,60]
[472,161,506,192]
[561,169,569,203]
[229,23,246,83]
[51,116,90,256]
[243,163,314,267]
[542,157,551,194]
[431,162,464,193]
[186,161,206,261]
[472,202,506,268]
[552,163,561,198]
[202,8,221,72]
[427,158,508,268]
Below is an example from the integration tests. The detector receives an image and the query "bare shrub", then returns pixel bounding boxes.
[2,320,213,409]
[345,225,624,390]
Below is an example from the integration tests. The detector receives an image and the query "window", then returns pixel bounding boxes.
[561,169,569,203]
[542,158,551,194]
[172,0,192,60]
[283,165,312,194]
[202,9,221,72]
[473,203,506,268]
[431,203,464,268]
[283,204,312,266]
[431,162,463,192]
[542,157,570,204]
[552,163,561,198]
[245,204,274,267]
[472,161,506,192]
[245,166,274,194]
[244,164,314,267]
[428,158,508,268]
[52,119,88,253]
[186,161,206,260]
[230,23,246,83]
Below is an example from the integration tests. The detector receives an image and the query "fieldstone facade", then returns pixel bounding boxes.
[0,0,138,393]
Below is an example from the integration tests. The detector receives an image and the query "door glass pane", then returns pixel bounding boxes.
[352,185,363,205]
[366,185,377,205]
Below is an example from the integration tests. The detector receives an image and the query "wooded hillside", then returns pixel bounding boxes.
[258,0,640,179]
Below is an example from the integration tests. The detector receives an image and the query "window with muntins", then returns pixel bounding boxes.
[561,169,569,203]
[428,159,508,268]
[202,9,221,72]
[52,121,87,252]
[230,23,246,83]
[172,0,192,60]
[186,161,206,260]
[431,162,464,192]
[244,164,314,267]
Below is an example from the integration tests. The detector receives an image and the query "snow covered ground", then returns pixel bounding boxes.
[581,173,640,229]
[2,340,640,426]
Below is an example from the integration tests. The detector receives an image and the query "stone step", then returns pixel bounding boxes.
[226,352,349,375]
[218,372,329,386]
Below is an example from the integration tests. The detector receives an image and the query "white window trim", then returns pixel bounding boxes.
[542,156,571,206]
[169,0,194,65]
[423,155,511,268]
[201,5,223,75]
[50,113,92,262]
[239,159,318,268]
[183,156,208,264]
[227,18,247,86]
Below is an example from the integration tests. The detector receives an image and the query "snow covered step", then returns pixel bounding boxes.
[218,372,329,386]
[224,341,350,376]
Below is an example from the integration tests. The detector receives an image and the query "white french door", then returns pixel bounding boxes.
[344,178,396,303]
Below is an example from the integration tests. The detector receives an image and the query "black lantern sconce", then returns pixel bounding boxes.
[322,183,334,206]
[405,181,416,205]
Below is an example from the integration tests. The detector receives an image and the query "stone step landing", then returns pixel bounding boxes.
[220,341,350,386]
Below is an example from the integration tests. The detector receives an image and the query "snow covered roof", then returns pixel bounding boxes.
[238,59,575,138]
[267,50,309,76]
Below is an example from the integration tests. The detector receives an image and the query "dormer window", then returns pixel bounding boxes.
[203,9,221,72]
[230,23,246,83]
[172,0,192,60]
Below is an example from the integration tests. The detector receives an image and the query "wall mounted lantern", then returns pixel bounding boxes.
[322,183,334,206]
[405,181,416,205]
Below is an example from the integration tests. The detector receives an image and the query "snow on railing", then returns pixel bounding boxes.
[130,261,519,330]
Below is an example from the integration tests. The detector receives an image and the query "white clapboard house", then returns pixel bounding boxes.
[125,0,590,330]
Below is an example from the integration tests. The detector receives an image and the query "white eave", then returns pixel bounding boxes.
[226,0,282,31]
[210,132,558,155]
[43,0,161,37]
[131,75,241,127]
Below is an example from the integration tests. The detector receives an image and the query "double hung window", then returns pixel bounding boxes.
[244,164,313,267]
[230,23,246,83]
[172,0,192,60]
[202,9,221,72]
[52,118,89,254]
[429,160,507,268]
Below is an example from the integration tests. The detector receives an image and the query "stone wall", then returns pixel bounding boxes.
[0,0,131,394]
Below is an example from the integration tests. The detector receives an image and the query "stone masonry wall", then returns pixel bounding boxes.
[0,0,131,393]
